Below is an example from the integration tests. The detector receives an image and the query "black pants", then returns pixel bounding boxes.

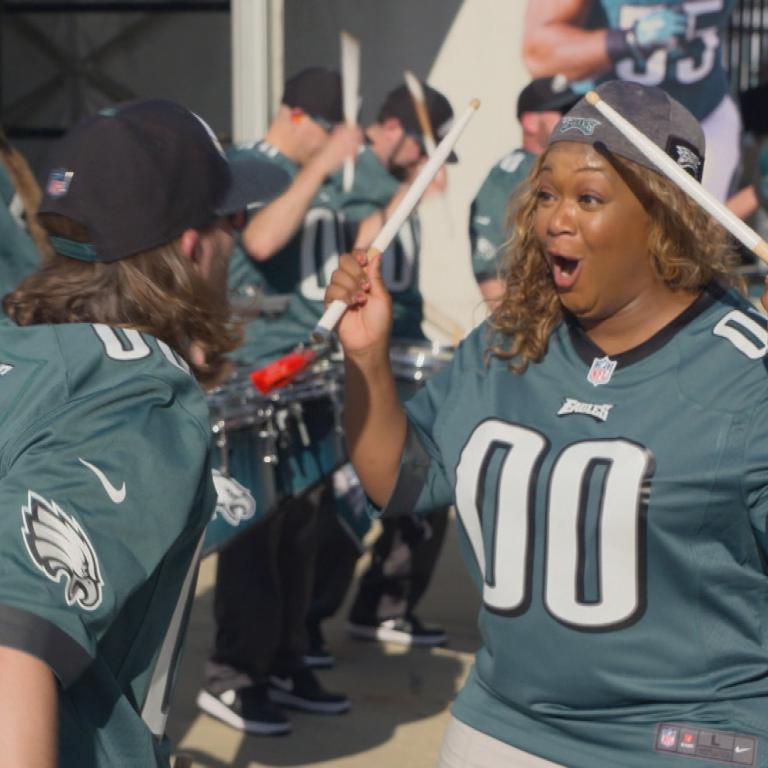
[205,480,329,694]
[347,507,449,624]
[307,504,449,631]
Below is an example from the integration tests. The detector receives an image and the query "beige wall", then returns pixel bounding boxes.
[417,2,528,340]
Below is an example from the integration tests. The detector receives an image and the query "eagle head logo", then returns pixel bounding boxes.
[22,491,104,611]
[211,469,257,527]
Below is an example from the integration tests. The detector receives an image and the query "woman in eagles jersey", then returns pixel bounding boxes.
[324,80,768,768]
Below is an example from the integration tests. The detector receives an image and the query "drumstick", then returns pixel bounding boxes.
[404,70,437,156]
[585,90,768,263]
[341,31,360,193]
[314,96,480,340]
[250,98,481,395]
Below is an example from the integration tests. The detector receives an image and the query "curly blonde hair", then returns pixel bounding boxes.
[487,149,742,372]
[4,214,242,389]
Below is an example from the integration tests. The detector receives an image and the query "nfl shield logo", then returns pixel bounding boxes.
[587,356,616,386]
[659,726,679,749]
[46,169,73,198]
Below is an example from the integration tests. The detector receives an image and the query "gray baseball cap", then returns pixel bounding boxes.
[548,80,705,182]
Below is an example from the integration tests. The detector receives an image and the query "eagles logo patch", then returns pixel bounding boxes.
[212,469,257,526]
[21,491,103,611]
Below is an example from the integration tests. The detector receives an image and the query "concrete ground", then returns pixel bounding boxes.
[167,513,481,768]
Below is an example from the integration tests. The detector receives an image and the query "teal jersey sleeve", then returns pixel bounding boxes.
[469,149,535,284]
[331,145,425,341]
[594,0,735,120]
[0,323,214,767]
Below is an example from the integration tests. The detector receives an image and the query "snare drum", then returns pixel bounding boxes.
[268,357,347,497]
[203,367,280,556]
[390,341,454,399]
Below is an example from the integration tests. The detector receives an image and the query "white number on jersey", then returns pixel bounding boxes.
[380,221,417,293]
[92,325,190,371]
[713,309,768,359]
[455,421,653,630]
[616,1,723,86]
[299,208,343,301]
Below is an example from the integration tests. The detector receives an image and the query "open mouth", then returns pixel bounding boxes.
[551,253,582,289]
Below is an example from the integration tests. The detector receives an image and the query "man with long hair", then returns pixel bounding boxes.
[324,80,768,766]
[0,99,287,768]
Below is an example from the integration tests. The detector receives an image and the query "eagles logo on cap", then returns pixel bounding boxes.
[558,117,601,136]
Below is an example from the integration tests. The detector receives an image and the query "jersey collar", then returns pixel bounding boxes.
[566,285,718,369]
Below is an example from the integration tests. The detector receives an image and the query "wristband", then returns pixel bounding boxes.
[606,27,651,67]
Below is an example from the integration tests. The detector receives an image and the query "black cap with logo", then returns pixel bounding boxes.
[39,99,290,262]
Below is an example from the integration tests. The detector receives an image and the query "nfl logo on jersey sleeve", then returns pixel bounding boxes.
[587,356,617,386]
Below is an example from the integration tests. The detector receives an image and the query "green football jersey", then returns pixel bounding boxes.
[588,0,735,120]
[0,322,215,767]
[383,286,768,767]
[332,145,425,341]
[468,148,535,284]
[226,140,345,367]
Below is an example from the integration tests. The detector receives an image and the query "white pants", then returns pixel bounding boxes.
[437,716,566,768]
[701,93,742,202]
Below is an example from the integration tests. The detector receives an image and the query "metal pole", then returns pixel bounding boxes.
[231,0,269,143]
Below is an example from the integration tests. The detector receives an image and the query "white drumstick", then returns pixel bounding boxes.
[341,31,360,193]
[585,90,768,263]
[404,70,437,156]
[313,97,481,341]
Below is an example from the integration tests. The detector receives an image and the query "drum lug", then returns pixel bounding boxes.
[260,410,280,465]
[289,402,311,447]
[212,419,229,476]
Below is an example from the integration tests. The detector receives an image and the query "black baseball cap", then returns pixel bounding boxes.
[548,79,705,182]
[282,67,344,126]
[516,77,579,118]
[378,81,458,162]
[39,99,290,262]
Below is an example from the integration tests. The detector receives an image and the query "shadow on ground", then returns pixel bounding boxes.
[168,512,481,767]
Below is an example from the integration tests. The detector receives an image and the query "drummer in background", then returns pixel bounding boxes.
[196,67,361,737]
[0,129,48,314]
[469,77,577,309]
[305,81,459,667]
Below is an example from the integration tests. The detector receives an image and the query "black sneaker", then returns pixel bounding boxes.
[268,668,350,714]
[347,614,447,647]
[196,685,291,735]
[303,624,335,669]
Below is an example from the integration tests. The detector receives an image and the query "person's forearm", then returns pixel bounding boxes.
[0,647,57,768]
[242,159,328,261]
[479,277,505,309]
[344,351,407,507]
[726,185,759,221]
[524,25,612,80]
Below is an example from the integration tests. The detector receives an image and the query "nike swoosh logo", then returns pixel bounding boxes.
[735,746,752,754]
[78,458,126,504]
